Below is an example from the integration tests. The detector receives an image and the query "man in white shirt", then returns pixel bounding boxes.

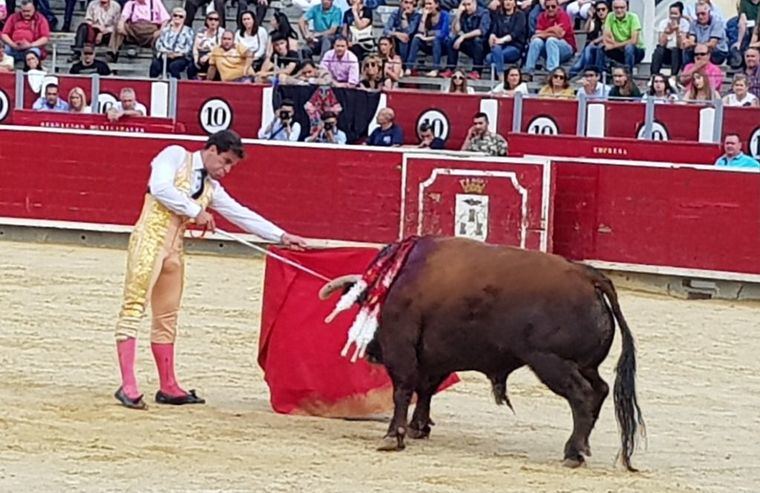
[577,66,609,99]
[106,87,147,121]
[258,99,301,142]
[113,129,307,409]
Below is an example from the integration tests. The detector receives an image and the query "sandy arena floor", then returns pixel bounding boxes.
[0,240,759,492]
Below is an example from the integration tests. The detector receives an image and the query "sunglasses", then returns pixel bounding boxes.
[207,16,220,20]
[453,75,464,80]
[695,51,708,56]
[552,74,566,79]
[545,4,557,9]
[173,13,185,17]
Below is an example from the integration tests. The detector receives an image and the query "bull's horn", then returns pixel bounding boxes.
[318,274,362,300]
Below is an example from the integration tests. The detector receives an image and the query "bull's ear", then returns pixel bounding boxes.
[318,274,362,300]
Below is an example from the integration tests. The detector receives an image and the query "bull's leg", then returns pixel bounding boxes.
[377,378,416,451]
[526,353,596,468]
[579,366,610,456]
[408,374,448,439]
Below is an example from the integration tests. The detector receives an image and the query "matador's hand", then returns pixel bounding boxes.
[281,233,308,251]
[195,211,216,233]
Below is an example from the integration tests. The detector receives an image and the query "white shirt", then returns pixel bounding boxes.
[490,82,529,95]
[147,145,286,242]
[112,100,148,116]
[657,18,690,49]
[235,27,269,60]
[723,92,758,107]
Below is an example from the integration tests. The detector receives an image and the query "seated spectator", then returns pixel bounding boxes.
[188,12,222,80]
[70,0,121,62]
[489,65,528,95]
[342,0,374,60]
[306,110,347,144]
[184,0,226,29]
[236,10,268,71]
[269,11,301,53]
[67,87,91,113]
[285,59,334,85]
[377,35,403,88]
[32,83,69,112]
[447,68,475,93]
[682,1,728,65]
[1,0,50,63]
[683,70,720,100]
[383,0,420,68]
[258,99,301,141]
[642,72,679,102]
[70,44,112,75]
[257,34,300,82]
[299,0,342,58]
[367,107,404,146]
[359,54,385,89]
[538,67,575,98]
[524,0,575,73]
[680,43,723,94]
[600,0,645,73]
[0,39,13,71]
[319,35,360,87]
[486,0,527,77]
[444,0,489,79]
[714,133,760,167]
[23,49,43,72]
[745,47,760,98]
[415,121,446,149]
[461,111,507,156]
[207,30,253,82]
[406,0,449,77]
[577,66,609,98]
[732,0,759,64]
[0,0,6,30]
[723,73,759,106]
[569,0,607,77]
[683,0,724,23]
[305,84,342,129]
[236,0,271,28]
[149,7,193,79]
[651,1,689,76]
[108,0,169,63]
[566,0,593,25]
[107,87,147,121]
[609,65,641,98]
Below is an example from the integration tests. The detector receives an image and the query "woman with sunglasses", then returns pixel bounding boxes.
[569,0,608,77]
[608,66,642,98]
[447,68,475,94]
[236,10,269,71]
[149,7,194,79]
[378,36,403,88]
[188,12,223,79]
[360,55,385,90]
[539,67,575,98]
[490,65,528,96]
[406,0,449,77]
[642,73,678,103]
[487,0,527,76]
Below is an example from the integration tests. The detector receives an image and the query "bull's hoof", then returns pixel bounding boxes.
[407,425,431,439]
[562,456,586,468]
[377,435,406,452]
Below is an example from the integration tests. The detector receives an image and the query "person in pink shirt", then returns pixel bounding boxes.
[523,0,575,72]
[108,0,169,62]
[679,43,724,94]
[1,0,50,62]
[319,35,359,87]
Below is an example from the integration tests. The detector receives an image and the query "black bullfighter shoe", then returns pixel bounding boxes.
[154,389,206,405]
[114,387,147,410]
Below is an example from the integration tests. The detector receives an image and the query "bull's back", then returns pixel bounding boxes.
[390,237,611,370]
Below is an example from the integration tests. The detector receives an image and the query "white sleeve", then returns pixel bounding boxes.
[209,182,286,242]
[255,28,269,59]
[289,122,301,142]
[148,145,203,218]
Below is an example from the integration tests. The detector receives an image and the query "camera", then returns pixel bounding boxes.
[279,110,292,121]
[323,121,334,131]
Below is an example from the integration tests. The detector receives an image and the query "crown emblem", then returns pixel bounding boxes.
[460,178,487,194]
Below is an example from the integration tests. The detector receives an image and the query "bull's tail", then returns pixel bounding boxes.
[590,269,646,472]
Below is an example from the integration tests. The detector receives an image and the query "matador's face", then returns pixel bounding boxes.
[203,146,241,180]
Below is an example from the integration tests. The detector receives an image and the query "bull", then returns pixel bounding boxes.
[320,236,645,470]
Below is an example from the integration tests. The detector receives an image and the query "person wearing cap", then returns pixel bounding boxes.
[576,66,609,99]
[113,129,308,410]
[69,44,112,75]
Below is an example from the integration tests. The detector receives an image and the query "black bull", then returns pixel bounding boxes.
[321,237,645,470]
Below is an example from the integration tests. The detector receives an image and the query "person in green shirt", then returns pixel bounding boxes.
[599,0,645,73]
